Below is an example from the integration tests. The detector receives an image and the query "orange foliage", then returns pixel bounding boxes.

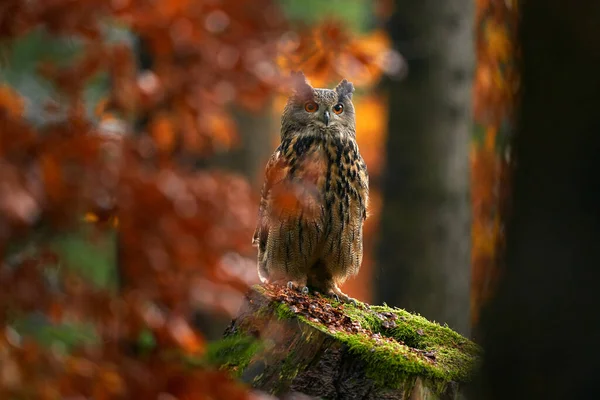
[0,85,25,118]
[0,0,394,397]
[471,0,519,327]
[354,93,388,178]
[277,20,401,88]
[0,0,281,398]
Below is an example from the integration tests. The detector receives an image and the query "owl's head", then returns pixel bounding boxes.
[281,71,356,139]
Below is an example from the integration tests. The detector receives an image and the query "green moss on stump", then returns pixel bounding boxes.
[202,334,264,377]
[263,285,479,387]
[224,284,481,398]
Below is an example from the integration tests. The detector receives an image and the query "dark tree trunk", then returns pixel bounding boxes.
[376,1,473,336]
[211,105,277,184]
[474,1,600,399]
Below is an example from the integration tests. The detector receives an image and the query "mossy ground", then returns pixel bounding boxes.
[334,305,480,390]
[215,284,481,394]
[256,285,480,390]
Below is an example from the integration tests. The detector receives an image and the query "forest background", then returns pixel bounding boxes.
[1,0,570,398]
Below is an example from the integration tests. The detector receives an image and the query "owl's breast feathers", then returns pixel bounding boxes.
[253,134,369,271]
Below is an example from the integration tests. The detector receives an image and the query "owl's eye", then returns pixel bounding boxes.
[304,101,319,113]
[333,103,344,114]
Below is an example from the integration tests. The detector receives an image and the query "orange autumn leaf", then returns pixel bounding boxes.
[167,316,205,355]
[150,113,177,154]
[40,154,64,204]
[47,301,64,323]
[269,183,302,216]
[485,21,511,63]
[97,367,125,396]
[205,112,238,151]
[83,212,99,223]
[0,84,24,118]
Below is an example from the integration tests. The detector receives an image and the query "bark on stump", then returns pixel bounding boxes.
[223,285,480,400]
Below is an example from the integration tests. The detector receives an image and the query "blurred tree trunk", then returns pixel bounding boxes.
[211,105,277,185]
[194,107,276,340]
[376,0,473,335]
[473,1,600,399]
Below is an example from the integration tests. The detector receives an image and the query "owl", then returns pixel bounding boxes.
[252,72,369,303]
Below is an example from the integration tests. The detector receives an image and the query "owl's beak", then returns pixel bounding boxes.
[322,110,330,126]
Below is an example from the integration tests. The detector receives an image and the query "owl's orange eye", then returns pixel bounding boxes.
[304,101,318,113]
[333,103,344,114]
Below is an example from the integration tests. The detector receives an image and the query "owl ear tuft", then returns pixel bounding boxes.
[335,79,355,99]
[290,71,313,97]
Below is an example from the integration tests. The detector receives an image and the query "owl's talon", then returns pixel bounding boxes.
[325,289,356,304]
[301,286,309,294]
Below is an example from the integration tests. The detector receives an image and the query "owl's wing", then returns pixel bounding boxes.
[359,156,369,221]
[252,148,287,250]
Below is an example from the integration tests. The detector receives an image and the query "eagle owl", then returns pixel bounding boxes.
[252,72,369,303]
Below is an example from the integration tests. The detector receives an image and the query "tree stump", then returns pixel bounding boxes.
[221,285,480,400]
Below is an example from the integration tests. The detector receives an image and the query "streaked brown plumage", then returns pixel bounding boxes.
[252,72,369,303]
